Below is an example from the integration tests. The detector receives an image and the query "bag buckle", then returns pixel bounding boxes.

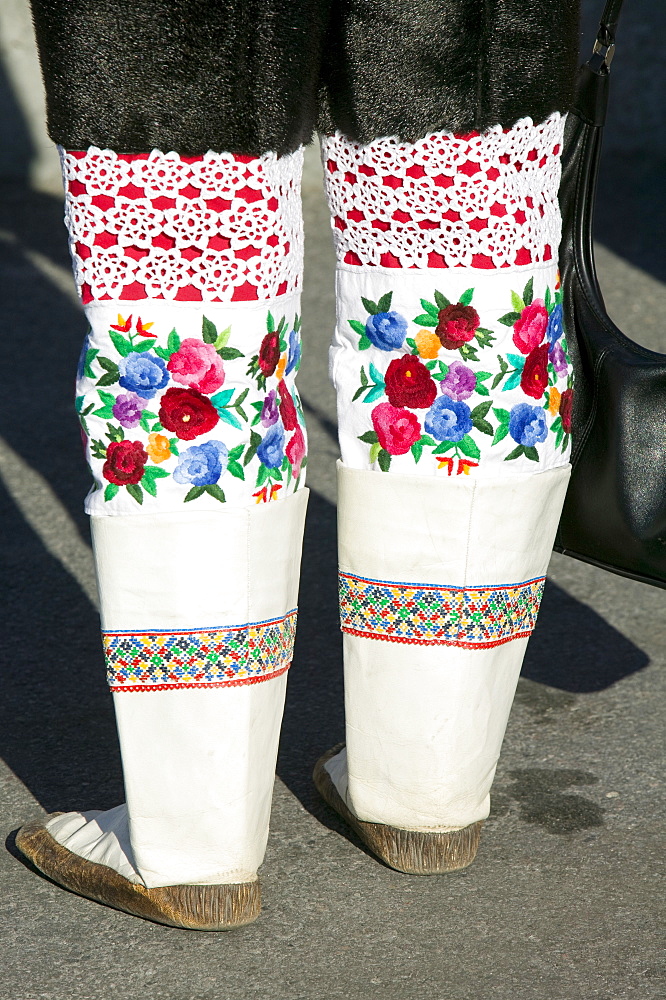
[592,37,616,68]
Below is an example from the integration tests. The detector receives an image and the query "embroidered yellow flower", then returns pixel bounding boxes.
[415,329,441,359]
[146,433,171,464]
[275,356,287,379]
[548,387,561,415]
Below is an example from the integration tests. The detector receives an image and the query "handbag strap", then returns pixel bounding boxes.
[589,0,626,72]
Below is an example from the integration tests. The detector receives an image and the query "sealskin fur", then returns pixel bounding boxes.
[30,0,579,155]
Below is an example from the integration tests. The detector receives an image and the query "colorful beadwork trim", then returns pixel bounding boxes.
[104,611,297,691]
[339,573,545,648]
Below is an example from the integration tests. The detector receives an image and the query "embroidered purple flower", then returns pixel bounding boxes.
[173,440,228,486]
[257,422,285,468]
[261,389,279,427]
[549,341,569,377]
[118,351,169,400]
[112,392,147,428]
[365,311,408,351]
[441,360,476,401]
[509,403,548,447]
[546,303,564,344]
[424,395,473,442]
[285,327,302,375]
[77,333,91,381]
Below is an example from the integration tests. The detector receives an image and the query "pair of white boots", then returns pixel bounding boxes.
[18,459,568,929]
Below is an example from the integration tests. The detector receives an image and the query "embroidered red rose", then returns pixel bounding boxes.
[159,387,219,440]
[384,355,437,409]
[559,387,573,433]
[259,331,281,376]
[513,300,548,354]
[436,304,480,350]
[167,338,225,394]
[371,402,421,455]
[286,424,306,477]
[103,440,148,485]
[520,343,550,399]
[278,379,298,430]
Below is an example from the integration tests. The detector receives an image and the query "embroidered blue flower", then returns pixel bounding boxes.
[365,311,408,351]
[257,422,285,468]
[118,351,169,400]
[424,395,473,442]
[509,403,548,446]
[173,440,228,486]
[546,304,563,345]
[285,327,302,375]
[77,333,91,382]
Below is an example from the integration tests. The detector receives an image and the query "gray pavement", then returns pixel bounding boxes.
[0,4,664,999]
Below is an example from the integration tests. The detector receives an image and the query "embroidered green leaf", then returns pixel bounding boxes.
[475,382,490,396]
[143,466,169,482]
[83,348,99,378]
[269,464,283,482]
[361,296,379,315]
[511,291,525,314]
[106,423,124,442]
[411,440,423,463]
[433,440,455,454]
[377,448,391,472]
[104,483,119,501]
[473,418,493,436]
[550,416,562,434]
[352,385,367,402]
[523,446,539,462]
[266,312,275,334]
[359,366,369,387]
[425,360,438,371]
[97,356,119,373]
[504,445,525,461]
[377,292,393,312]
[369,441,381,463]
[218,346,244,361]
[561,432,570,453]
[405,337,418,353]
[492,423,510,445]
[459,342,479,362]
[167,329,181,354]
[91,439,107,460]
[96,372,119,387]
[503,370,523,391]
[493,407,510,425]
[168,438,179,456]
[277,315,287,335]
[358,430,379,445]
[413,314,438,327]
[434,290,450,310]
[202,317,217,344]
[363,385,384,404]
[545,286,553,312]
[210,389,234,408]
[184,485,206,502]
[419,434,436,447]
[82,403,94,416]
[133,339,157,353]
[368,363,384,385]
[419,298,440,318]
[92,403,115,419]
[358,334,372,350]
[471,400,492,421]
[475,328,495,348]
[498,312,521,327]
[432,369,448,381]
[555,289,563,306]
[151,421,163,433]
[227,460,245,481]
[126,483,144,504]
[216,408,243,430]
[458,288,474,307]
[214,325,231,350]
[458,435,481,459]
[153,346,171,361]
[108,332,133,357]
[228,444,245,462]
[349,319,367,337]
[139,411,155,432]
[523,276,534,307]
[244,430,262,466]
[205,484,226,502]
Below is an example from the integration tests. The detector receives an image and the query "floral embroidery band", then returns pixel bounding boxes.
[339,573,545,648]
[104,611,297,691]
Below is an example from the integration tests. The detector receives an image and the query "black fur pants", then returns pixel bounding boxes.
[30,0,580,155]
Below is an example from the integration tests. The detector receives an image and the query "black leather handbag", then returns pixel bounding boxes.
[554,0,666,588]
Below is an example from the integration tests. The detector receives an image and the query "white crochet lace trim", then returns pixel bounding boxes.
[60,147,304,303]
[322,114,565,270]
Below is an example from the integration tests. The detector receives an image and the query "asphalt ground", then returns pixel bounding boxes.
[0,2,664,997]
